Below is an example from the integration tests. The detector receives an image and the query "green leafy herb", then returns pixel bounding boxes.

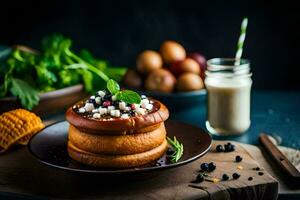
[106,79,141,104]
[0,34,127,110]
[107,79,120,95]
[116,90,141,104]
[167,136,184,163]
[9,78,40,110]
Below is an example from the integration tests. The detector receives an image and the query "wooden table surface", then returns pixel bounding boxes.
[1,90,300,199]
[0,140,280,200]
[0,114,299,199]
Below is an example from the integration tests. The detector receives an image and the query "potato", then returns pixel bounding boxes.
[137,50,162,74]
[188,52,207,80]
[145,69,176,93]
[170,58,200,76]
[123,69,143,89]
[176,73,204,92]
[160,41,186,64]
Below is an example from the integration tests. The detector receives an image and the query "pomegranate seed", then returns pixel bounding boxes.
[103,101,111,107]
[130,104,136,110]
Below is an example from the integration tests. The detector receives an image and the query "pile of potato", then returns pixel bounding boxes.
[123,41,207,93]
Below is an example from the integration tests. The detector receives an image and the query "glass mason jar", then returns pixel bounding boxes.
[205,58,252,135]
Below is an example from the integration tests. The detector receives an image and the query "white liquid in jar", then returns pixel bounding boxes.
[205,77,252,135]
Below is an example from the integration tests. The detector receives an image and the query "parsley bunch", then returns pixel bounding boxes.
[0,34,127,110]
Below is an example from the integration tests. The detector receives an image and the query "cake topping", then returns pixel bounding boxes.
[74,79,155,119]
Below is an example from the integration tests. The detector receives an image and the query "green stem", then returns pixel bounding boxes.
[65,50,109,82]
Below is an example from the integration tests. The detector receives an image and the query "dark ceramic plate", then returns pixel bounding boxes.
[28,120,211,174]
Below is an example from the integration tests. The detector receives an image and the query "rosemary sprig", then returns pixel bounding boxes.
[167,136,184,163]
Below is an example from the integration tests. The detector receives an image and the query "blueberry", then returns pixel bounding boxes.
[232,173,240,179]
[166,148,175,156]
[248,177,253,181]
[196,174,204,183]
[208,162,216,172]
[88,98,96,104]
[216,145,224,152]
[113,100,121,107]
[222,174,229,181]
[200,163,209,171]
[258,172,264,176]
[224,143,235,152]
[103,94,112,101]
[235,155,243,162]
[230,145,236,151]
[129,110,136,116]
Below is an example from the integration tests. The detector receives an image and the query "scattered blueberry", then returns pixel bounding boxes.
[254,167,260,171]
[258,172,264,176]
[222,174,229,181]
[196,174,204,183]
[224,143,235,152]
[232,173,240,179]
[248,177,253,181]
[200,163,209,171]
[208,162,216,172]
[235,155,243,162]
[216,145,224,152]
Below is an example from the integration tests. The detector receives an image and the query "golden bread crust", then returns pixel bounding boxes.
[67,139,168,168]
[68,123,166,155]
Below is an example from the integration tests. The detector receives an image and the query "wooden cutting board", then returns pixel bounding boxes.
[0,140,278,200]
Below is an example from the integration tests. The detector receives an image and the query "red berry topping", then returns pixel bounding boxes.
[130,104,136,110]
[103,100,111,107]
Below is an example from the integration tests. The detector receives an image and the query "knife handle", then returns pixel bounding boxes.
[259,133,300,183]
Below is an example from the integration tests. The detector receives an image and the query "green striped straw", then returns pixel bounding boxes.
[235,17,248,65]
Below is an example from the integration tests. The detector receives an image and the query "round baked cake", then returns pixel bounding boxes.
[66,90,169,168]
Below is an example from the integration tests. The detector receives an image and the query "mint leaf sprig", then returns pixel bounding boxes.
[107,79,141,104]
[167,136,184,163]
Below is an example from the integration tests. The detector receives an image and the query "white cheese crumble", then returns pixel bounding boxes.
[92,109,99,113]
[135,107,146,115]
[84,103,95,112]
[93,113,101,119]
[95,97,101,104]
[99,107,108,115]
[107,106,115,112]
[119,102,126,110]
[76,92,155,119]
[121,114,129,119]
[110,109,121,117]
[125,106,131,111]
[78,108,86,113]
[141,99,149,108]
[97,90,106,97]
[112,95,117,101]
[145,104,153,110]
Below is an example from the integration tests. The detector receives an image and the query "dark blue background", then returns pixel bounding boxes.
[0,0,299,89]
